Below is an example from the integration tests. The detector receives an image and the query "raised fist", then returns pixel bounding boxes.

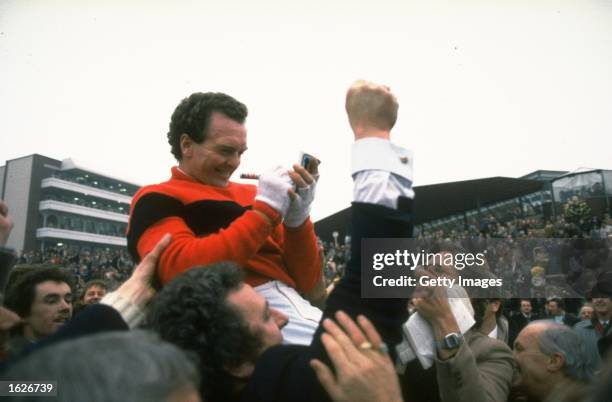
[345,80,399,140]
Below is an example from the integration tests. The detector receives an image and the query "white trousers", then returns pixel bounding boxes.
[255,280,322,346]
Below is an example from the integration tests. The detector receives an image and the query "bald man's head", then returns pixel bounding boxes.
[513,321,594,401]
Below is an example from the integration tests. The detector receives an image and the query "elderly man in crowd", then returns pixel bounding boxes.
[578,302,594,321]
[513,321,595,402]
[127,92,322,345]
[148,80,414,402]
[574,293,611,368]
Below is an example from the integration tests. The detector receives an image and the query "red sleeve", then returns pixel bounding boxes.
[138,204,279,285]
[281,218,322,293]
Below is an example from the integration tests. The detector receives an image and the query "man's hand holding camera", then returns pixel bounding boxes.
[285,162,319,227]
[254,159,319,227]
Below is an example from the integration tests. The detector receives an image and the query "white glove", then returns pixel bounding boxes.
[284,175,318,227]
[255,166,293,218]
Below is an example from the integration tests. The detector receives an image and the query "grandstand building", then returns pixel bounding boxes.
[315,168,612,242]
[0,154,139,253]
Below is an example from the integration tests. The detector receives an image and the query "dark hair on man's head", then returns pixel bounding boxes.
[472,298,503,329]
[167,92,248,160]
[4,266,74,317]
[147,262,263,402]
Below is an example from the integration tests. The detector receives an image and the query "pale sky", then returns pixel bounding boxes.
[1,0,611,220]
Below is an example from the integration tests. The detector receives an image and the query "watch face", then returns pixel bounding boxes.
[444,333,461,349]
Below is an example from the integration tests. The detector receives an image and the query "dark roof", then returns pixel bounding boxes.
[314,176,544,242]
[412,176,544,224]
[520,170,568,181]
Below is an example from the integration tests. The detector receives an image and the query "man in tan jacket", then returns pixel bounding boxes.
[411,288,515,402]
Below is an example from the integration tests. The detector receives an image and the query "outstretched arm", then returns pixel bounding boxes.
[310,80,414,368]
[311,312,403,402]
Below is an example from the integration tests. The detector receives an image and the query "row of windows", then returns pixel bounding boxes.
[50,171,138,197]
[41,193,129,215]
[41,213,127,237]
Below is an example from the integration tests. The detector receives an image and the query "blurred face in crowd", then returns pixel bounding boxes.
[83,285,106,305]
[592,297,611,319]
[520,300,533,315]
[24,281,73,340]
[483,299,501,322]
[179,112,247,188]
[513,323,558,401]
[226,284,288,356]
[547,301,561,316]
[579,305,594,321]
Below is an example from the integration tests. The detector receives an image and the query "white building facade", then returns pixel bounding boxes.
[0,154,138,253]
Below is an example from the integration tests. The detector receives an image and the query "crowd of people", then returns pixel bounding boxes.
[418,200,612,242]
[16,245,134,296]
[0,81,611,402]
[319,238,350,287]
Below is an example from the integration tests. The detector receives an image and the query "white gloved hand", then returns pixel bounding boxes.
[284,175,318,227]
[255,166,293,218]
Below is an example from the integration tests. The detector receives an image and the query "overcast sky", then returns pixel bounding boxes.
[1,0,611,220]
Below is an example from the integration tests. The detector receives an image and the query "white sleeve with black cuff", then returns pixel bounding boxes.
[351,137,415,208]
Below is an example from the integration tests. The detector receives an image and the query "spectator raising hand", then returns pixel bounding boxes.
[310,311,403,402]
[0,200,14,247]
[101,233,172,328]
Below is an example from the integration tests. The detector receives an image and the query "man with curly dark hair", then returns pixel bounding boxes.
[148,262,287,402]
[128,92,323,345]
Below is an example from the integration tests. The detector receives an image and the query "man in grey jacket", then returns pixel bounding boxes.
[574,295,611,369]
